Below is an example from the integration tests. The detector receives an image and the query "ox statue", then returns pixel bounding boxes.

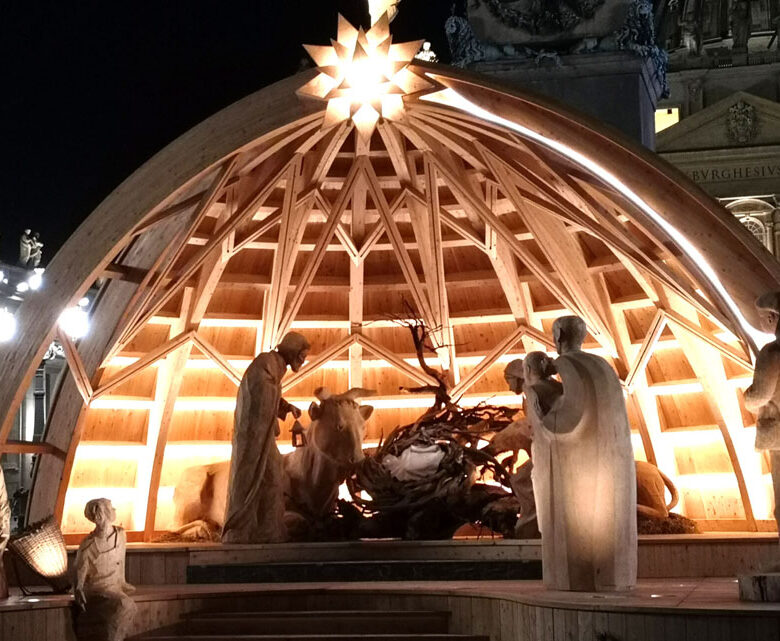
[169,387,374,541]
[283,387,374,538]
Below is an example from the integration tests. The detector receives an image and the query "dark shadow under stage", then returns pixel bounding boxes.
[98,533,780,585]
[2,578,779,640]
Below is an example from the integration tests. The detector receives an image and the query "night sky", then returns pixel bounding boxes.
[0,1,453,265]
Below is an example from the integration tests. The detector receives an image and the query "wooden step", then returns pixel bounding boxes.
[137,636,489,641]
[178,610,449,635]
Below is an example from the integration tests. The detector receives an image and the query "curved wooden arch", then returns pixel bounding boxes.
[1,64,778,537]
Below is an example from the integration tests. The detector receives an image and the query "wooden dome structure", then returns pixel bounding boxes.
[2,54,780,539]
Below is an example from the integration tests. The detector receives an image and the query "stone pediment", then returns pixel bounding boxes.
[656,92,780,152]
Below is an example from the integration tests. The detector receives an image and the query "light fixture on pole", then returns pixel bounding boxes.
[59,306,90,340]
[0,308,16,342]
[27,268,44,291]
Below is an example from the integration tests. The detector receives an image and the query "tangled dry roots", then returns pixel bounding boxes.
[346,403,520,537]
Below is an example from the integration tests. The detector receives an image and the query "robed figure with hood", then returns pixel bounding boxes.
[526,316,637,592]
[222,332,310,543]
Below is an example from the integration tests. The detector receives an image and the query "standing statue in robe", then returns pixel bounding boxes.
[496,355,559,538]
[526,316,637,591]
[222,332,310,543]
[74,498,136,641]
[730,0,751,50]
[743,292,780,565]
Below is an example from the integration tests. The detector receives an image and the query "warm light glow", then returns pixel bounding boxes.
[27,268,44,290]
[654,107,680,133]
[298,13,431,142]
[422,86,770,351]
[89,398,156,410]
[0,308,16,342]
[8,517,70,588]
[59,306,90,339]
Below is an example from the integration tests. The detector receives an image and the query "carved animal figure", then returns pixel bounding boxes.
[283,387,374,537]
[635,460,678,520]
[170,387,374,540]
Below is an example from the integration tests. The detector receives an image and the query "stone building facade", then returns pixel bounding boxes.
[447,0,780,256]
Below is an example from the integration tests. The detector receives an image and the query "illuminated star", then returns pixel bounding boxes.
[297,13,433,143]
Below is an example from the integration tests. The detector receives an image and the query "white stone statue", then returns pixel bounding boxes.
[744,292,780,560]
[74,498,136,641]
[19,229,33,267]
[0,470,10,599]
[526,316,637,591]
[222,332,309,543]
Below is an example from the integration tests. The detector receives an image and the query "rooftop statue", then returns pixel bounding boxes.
[222,332,309,543]
[19,229,43,269]
[74,498,136,641]
[744,292,780,562]
[526,316,637,591]
[19,229,33,267]
[730,0,751,51]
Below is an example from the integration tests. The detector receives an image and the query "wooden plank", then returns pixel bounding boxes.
[192,333,242,387]
[356,334,440,387]
[482,146,616,354]
[364,161,436,324]
[229,209,283,255]
[116,155,293,355]
[663,308,753,371]
[664,294,760,530]
[423,155,458,382]
[625,310,667,390]
[349,171,367,388]
[281,335,356,393]
[260,157,306,350]
[142,288,194,539]
[450,325,527,398]
[277,158,365,336]
[429,152,584,323]
[91,330,196,401]
[56,330,94,405]
[0,440,66,457]
[113,157,238,357]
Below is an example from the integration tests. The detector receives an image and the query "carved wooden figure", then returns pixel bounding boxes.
[222,332,310,544]
[283,387,374,537]
[526,317,637,591]
[74,498,136,641]
[0,470,9,599]
[744,292,780,558]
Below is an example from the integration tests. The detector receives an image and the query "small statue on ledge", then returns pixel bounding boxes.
[74,498,136,641]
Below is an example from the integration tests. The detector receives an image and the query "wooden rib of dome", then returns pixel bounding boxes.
[1,65,779,540]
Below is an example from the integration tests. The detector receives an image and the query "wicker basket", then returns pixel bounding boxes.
[8,515,70,592]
